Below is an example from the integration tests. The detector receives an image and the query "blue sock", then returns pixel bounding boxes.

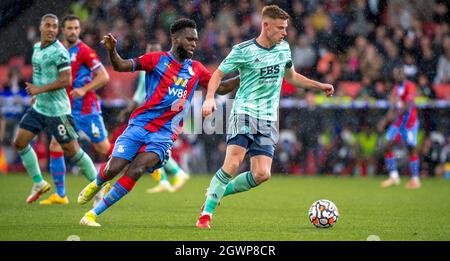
[409,154,420,178]
[96,163,107,186]
[385,151,397,173]
[92,175,135,216]
[50,152,66,197]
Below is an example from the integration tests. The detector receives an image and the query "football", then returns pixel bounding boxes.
[308,199,339,228]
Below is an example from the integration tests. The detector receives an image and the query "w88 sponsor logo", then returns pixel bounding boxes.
[168,87,188,98]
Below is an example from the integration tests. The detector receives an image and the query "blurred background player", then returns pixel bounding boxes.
[197,5,334,229]
[77,19,239,226]
[13,14,99,204]
[39,15,111,205]
[378,66,421,189]
[118,42,189,194]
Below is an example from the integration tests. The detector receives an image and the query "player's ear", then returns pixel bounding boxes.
[172,34,179,45]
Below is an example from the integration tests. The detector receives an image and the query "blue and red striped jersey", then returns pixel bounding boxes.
[68,40,103,115]
[129,51,211,140]
[392,80,418,129]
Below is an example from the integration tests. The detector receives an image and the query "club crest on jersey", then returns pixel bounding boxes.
[188,66,195,76]
[70,52,77,62]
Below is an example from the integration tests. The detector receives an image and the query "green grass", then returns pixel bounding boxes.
[0,173,449,241]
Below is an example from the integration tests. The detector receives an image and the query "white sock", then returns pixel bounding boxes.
[160,180,171,186]
[201,211,212,217]
[36,180,47,187]
[411,176,420,182]
[389,170,399,180]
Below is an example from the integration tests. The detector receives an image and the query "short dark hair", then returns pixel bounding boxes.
[62,14,80,28]
[170,18,196,36]
[41,13,58,24]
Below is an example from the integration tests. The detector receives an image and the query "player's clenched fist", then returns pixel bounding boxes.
[101,33,117,51]
[202,98,217,117]
[321,83,334,97]
[25,82,40,96]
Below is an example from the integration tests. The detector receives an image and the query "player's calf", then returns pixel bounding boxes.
[101,157,130,181]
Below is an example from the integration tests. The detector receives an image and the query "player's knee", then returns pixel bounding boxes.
[384,141,394,151]
[49,139,63,152]
[223,159,242,175]
[252,168,271,184]
[94,140,110,156]
[60,141,80,157]
[13,138,27,151]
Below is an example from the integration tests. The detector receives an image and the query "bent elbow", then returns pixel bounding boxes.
[64,77,72,88]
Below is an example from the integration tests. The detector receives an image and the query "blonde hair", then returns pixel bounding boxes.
[262,5,290,20]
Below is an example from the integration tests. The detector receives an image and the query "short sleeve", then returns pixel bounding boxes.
[82,46,103,72]
[218,46,245,74]
[195,62,212,88]
[284,42,293,68]
[132,52,159,72]
[285,60,293,68]
[56,48,71,72]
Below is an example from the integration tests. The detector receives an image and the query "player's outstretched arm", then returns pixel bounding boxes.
[217,75,240,95]
[284,67,334,97]
[25,69,71,96]
[202,69,226,117]
[102,33,133,72]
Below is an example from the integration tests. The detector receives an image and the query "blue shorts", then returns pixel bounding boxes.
[227,114,278,158]
[386,122,419,147]
[73,113,108,143]
[111,124,172,172]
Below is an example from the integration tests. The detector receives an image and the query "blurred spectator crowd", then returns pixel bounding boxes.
[1,0,450,177]
[60,0,450,98]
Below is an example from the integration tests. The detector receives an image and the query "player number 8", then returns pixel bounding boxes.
[57,124,67,136]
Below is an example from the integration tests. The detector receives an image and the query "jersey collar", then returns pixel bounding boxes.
[253,38,276,51]
[40,40,57,50]
[68,39,81,50]
[168,51,190,66]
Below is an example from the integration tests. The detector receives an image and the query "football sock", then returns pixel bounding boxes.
[164,157,182,176]
[93,175,135,216]
[71,149,96,181]
[223,171,257,197]
[49,151,66,197]
[203,168,232,215]
[18,145,43,184]
[160,168,168,182]
[95,162,108,186]
[385,151,398,179]
[409,154,420,179]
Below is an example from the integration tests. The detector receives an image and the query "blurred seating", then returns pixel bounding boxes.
[433,84,450,100]
[338,81,362,99]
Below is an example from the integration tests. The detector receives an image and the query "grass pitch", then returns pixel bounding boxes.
[0,173,449,241]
